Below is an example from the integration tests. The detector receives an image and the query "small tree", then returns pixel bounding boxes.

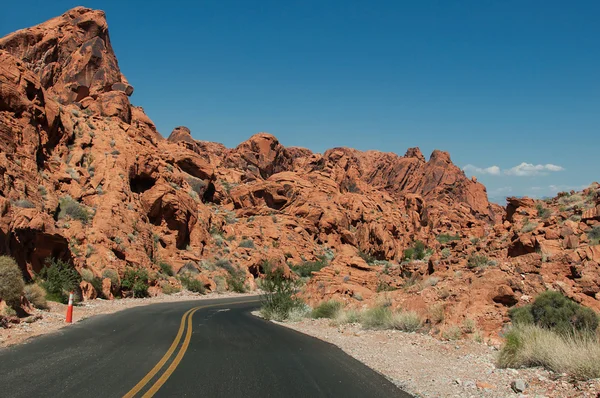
[38,258,81,303]
[121,268,149,298]
[260,260,303,320]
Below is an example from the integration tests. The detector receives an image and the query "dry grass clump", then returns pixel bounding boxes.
[24,284,48,309]
[497,325,600,380]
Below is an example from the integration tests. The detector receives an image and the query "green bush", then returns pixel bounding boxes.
[121,268,149,298]
[102,269,120,289]
[180,276,205,294]
[509,290,599,336]
[290,255,328,277]
[161,283,181,295]
[58,196,90,224]
[260,261,303,321]
[436,233,460,244]
[38,258,81,304]
[403,241,427,261]
[0,256,25,307]
[311,301,343,319]
[588,226,600,245]
[13,199,35,208]
[24,284,47,309]
[158,261,174,277]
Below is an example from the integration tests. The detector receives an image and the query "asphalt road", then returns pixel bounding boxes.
[0,296,412,397]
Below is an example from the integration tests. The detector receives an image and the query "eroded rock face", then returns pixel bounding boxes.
[1,7,598,339]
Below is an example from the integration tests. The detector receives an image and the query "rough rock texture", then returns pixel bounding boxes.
[0,7,598,340]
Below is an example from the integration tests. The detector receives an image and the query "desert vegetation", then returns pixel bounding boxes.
[498,291,600,380]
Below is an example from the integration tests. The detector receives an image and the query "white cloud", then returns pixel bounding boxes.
[504,163,565,176]
[463,162,564,177]
[463,164,501,175]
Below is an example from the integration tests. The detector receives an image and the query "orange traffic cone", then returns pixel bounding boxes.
[65,291,74,323]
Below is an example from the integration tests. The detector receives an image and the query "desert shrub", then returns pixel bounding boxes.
[158,261,174,277]
[260,261,303,321]
[24,284,47,309]
[38,258,81,303]
[467,254,491,269]
[214,276,226,293]
[290,255,328,277]
[357,250,376,265]
[227,269,247,293]
[390,311,423,332]
[311,301,343,319]
[441,248,451,259]
[436,233,460,244]
[403,241,427,261]
[160,283,180,295]
[521,222,537,233]
[239,239,255,249]
[179,276,205,294]
[536,203,552,220]
[186,176,206,195]
[429,304,445,324]
[362,305,393,329]
[58,196,90,224]
[102,269,120,289]
[462,318,476,333]
[80,268,94,282]
[332,309,362,325]
[0,256,25,307]
[509,290,599,336]
[13,199,35,208]
[497,325,600,380]
[588,226,600,245]
[121,268,149,298]
[442,326,463,340]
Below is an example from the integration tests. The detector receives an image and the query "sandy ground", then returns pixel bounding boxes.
[0,291,259,348]
[272,318,600,398]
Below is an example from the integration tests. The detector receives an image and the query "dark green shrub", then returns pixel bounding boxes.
[436,233,460,244]
[403,241,427,261]
[58,196,90,224]
[0,256,25,307]
[158,261,174,276]
[121,268,149,298]
[38,258,81,303]
[180,276,205,294]
[509,290,599,335]
[311,301,342,319]
[290,255,328,277]
[260,260,303,320]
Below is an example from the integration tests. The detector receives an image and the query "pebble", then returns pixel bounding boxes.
[511,379,527,393]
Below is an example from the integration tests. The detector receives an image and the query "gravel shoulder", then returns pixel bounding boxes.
[0,291,259,348]
[272,317,600,398]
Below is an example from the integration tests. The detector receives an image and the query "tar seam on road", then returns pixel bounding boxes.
[122,299,260,398]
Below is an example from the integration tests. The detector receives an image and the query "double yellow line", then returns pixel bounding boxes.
[123,299,258,398]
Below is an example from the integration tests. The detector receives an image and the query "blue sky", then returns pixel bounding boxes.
[1,1,598,203]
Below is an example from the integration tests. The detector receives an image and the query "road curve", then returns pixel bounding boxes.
[0,296,412,397]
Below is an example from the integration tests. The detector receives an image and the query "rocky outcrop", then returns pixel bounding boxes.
[1,7,598,339]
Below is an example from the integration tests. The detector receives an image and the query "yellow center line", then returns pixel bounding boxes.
[122,307,197,398]
[123,298,260,398]
[138,299,260,398]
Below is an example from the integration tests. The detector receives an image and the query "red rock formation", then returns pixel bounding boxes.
[0,7,598,340]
